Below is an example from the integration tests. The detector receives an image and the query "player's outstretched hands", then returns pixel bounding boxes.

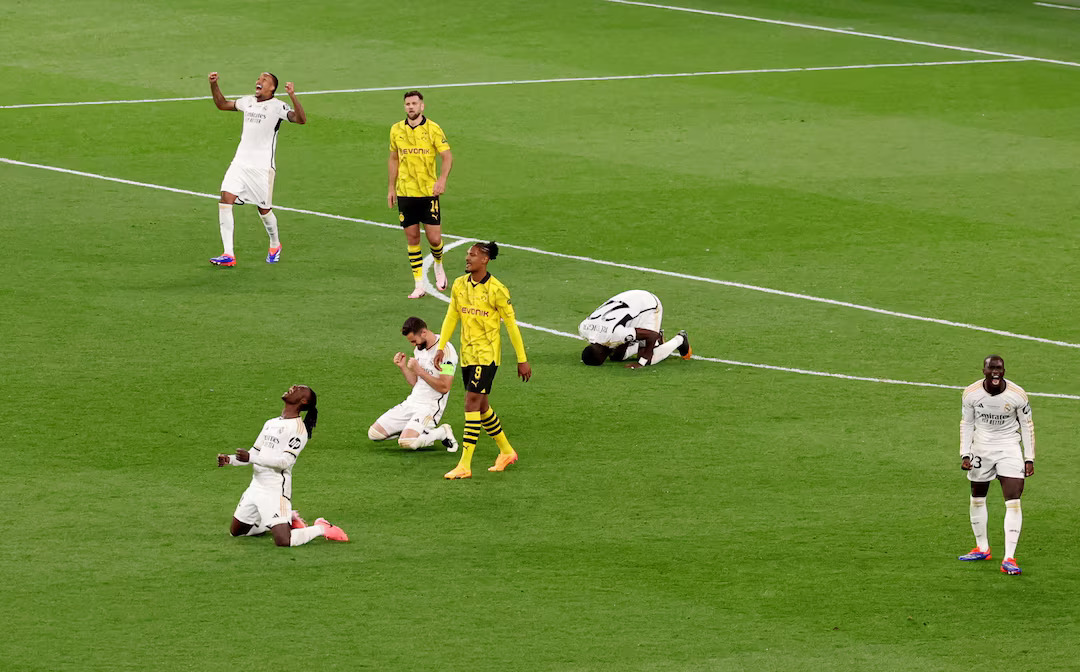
[433,349,445,368]
[217,453,230,467]
[285,81,295,95]
[518,362,532,382]
[393,352,407,369]
[208,72,219,83]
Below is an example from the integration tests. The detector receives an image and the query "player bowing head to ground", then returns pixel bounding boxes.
[217,385,348,547]
[578,290,692,369]
[958,355,1034,575]
[433,242,532,479]
[207,71,307,267]
[368,316,460,452]
[387,90,454,298]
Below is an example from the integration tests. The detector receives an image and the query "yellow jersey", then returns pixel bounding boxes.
[389,116,450,197]
[437,272,527,367]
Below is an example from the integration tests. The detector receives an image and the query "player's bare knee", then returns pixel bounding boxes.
[368,425,389,441]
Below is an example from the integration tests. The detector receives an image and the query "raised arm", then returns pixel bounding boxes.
[285,81,306,124]
[208,72,236,111]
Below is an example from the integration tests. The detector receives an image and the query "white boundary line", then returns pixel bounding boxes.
[606,0,1080,68]
[0,59,1023,110]
[1035,2,1080,10]
[422,243,1080,400]
[3,155,1078,400]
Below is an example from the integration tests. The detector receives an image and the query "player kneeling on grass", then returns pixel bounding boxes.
[578,290,692,369]
[368,317,459,452]
[217,385,348,546]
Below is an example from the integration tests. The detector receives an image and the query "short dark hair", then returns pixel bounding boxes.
[985,354,1005,367]
[475,240,499,260]
[581,343,609,366]
[266,72,279,93]
[402,316,427,335]
[403,90,423,101]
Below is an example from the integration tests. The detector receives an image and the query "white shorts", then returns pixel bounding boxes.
[374,400,444,437]
[967,443,1026,481]
[233,486,291,529]
[221,164,275,209]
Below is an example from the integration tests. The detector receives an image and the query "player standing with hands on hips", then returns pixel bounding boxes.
[958,355,1034,575]
[388,90,453,298]
[434,242,531,479]
[208,71,306,267]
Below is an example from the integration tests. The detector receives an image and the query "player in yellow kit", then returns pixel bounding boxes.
[433,241,532,479]
[388,90,453,298]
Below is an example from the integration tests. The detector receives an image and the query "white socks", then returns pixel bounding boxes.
[648,334,685,365]
[1004,499,1022,559]
[290,525,326,547]
[260,210,280,247]
[969,496,989,551]
[398,426,446,450]
[219,203,235,256]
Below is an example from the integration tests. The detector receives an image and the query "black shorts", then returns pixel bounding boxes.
[397,196,441,228]
[461,363,498,394]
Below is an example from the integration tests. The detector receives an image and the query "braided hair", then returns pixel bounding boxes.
[301,388,318,438]
[475,240,499,259]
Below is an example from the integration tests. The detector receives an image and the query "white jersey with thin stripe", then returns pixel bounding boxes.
[248,416,308,498]
[960,379,1035,460]
[406,337,457,405]
[578,290,663,348]
[231,96,292,170]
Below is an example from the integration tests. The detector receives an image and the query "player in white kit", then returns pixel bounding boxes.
[368,317,460,451]
[957,355,1034,575]
[217,385,348,546]
[578,290,692,368]
[207,71,307,267]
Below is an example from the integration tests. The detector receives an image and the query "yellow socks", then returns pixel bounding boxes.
[481,407,514,455]
[459,411,482,469]
[408,244,423,280]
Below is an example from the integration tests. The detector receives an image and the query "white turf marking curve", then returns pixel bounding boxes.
[606,0,1080,68]
[1034,2,1080,10]
[3,156,1077,400]
[0,59,1021,110]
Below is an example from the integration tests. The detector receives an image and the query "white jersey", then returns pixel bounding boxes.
[578,290,663,348]
[960,379,1035,461]
[246,416,308,498]
[406,337,458,405]
[231,96,292,170]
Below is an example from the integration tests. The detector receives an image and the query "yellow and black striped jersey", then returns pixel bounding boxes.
[389,116,450,197]
[437,272,527,367]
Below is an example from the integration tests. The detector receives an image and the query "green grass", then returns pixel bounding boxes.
[4,1,1080,670]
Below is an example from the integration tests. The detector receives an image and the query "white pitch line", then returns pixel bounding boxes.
[421,242,1080,400]
[6,155,1080,397]
[1035,2,1080,10]
[606,0,1080,68]
[0,59,1022,110]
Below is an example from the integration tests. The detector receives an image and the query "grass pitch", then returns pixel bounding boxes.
[3,1,1080,670]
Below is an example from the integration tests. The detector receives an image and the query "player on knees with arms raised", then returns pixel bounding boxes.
[434,242,531,479]
[958,355,1034,575]
[368,316,460,452]
[578,290,691,368]
[387,90,453,298]
[217,385,348,546]
[208,71,306,267]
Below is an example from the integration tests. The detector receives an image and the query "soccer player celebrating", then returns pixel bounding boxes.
[367,316,460,451]
[387,90,453,298]
[208,71,307,267]
[433,242,531,479]
[578,290,692,368]
[958,355,1035,575]
[217,385,348,546]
